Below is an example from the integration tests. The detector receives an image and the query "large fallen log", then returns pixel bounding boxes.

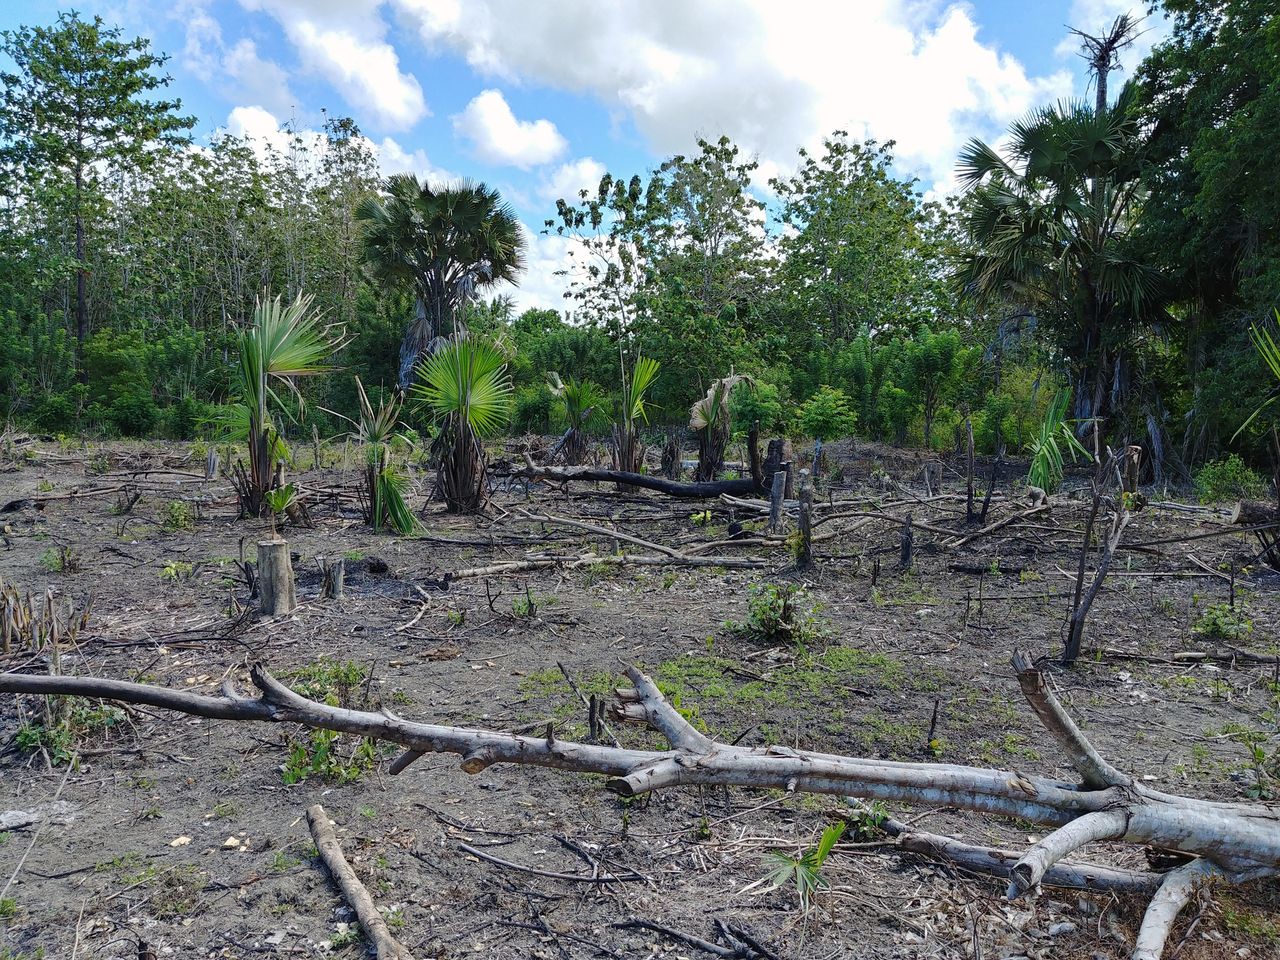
[2,656,1276,959]
[511,456,764,498]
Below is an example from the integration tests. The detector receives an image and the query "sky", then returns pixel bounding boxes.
[2,0,1167,312]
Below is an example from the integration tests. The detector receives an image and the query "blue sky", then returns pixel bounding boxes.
[2,0,1164,309]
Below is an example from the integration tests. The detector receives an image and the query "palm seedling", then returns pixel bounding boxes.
[612,352,660,475]
[547,373,608,465]
[757,820,846,912]
[227,292,345,518]
[409,334,514,514]
[1025,389,1091,492]
[351,378,417,534]
[689,373,753,482]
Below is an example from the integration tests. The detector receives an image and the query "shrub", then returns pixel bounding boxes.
[107,390,159,437]
[514,382,554,434]
[795,386,856,442]
[1195,455,1267,503]
[730,381,786,435]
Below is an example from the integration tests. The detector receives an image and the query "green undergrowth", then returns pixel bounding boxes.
[515,647,1029,763]
[279,658,388,784]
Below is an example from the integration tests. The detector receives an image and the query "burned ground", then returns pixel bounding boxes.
[1,437,1278,959]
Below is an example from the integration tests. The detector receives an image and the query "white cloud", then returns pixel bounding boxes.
[399,0,1074,191]
[374,136,455,183]
[176,2,300,118]
[538,157,606,204]
[453,89,568,169]
[497,222,580,314]
[239,0,428,130]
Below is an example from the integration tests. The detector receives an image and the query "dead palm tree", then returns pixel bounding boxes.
[356,175,526,390]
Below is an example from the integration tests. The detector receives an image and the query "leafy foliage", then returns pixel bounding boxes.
[410,334,513,513]
[1194,455,1267,504]
[1025,390,1090,492]
[796,386,856,442]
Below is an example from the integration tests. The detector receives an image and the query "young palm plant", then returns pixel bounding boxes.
[547,373,608,465]
[230,292,345,518]
[689,373,753,482]
[1026,389,1091,492]
[612,352,660,475]
[409,335,514,513]
[757,821,846,913]
[351,378,418,534]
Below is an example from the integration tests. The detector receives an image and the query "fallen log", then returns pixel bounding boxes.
[3,656,1276,959]
[1230,500,1280,526]
[512,456,764,498]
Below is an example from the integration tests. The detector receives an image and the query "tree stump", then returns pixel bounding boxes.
[796,469,814,570]
[257,540,296,616]
[767,469,787,534]
[318,556,345,601]
[1123,445,1143,494]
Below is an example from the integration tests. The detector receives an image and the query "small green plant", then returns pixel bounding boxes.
[0,898,16,919]
[35,479,53,493]
[38,546,80,574]
[1194,455,1267,503]
[446,609,465,627]
[1193,602,1253,640]
[270,850,301,873]
[1025,389,1090,492]
[162,500,195,531]
[262,483,299,534]
[845,800,889,841]
[689,509,713,527]
[159,560,195,582]
[343,549,364,562]
[728,582,824,648]
[760,821,846,911]
[512,587,543,619]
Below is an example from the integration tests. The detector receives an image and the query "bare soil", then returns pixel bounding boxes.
[1,437,1278,960]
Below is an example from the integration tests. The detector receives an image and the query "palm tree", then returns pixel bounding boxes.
[350,377,417,534]
[547,373,608,465]
[356,176,526,390]
[229,292,344,518]
[689,374,753,481]
[409,334,514,513]
[612,352,660,475]
[953,82,1166,437]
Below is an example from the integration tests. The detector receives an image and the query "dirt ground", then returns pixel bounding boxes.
[1,436,1278,960]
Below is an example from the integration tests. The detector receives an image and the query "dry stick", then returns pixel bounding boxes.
[517,509,683,557]
[948,502,1050,550]
[306,804,413,960]
[1132,859,1224,960]
[458,841,643,883]
[558,660,620,747]
[1065,457,1130,665]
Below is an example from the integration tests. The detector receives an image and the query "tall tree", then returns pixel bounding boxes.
[770,133,950,348]
[356,175,526,390]
[952,82,1167,436]
[0,12,193,369]
[1137,0,1280,460]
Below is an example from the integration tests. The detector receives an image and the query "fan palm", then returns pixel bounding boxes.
[351,378,417,534]
[953,82,1166,434]
[230,292,345,518]
[409,334,514,513]
[356,175,526,390]
[689,373,753,481]
[547,373,608,465]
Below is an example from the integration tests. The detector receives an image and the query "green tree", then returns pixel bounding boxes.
[902,328,966,447]
[357,175,526,390]
[953,82,1167,437]
[771,133,951,352]
[0,12,193,365]
[796,386,856,443]
[1137,0,1280,462]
